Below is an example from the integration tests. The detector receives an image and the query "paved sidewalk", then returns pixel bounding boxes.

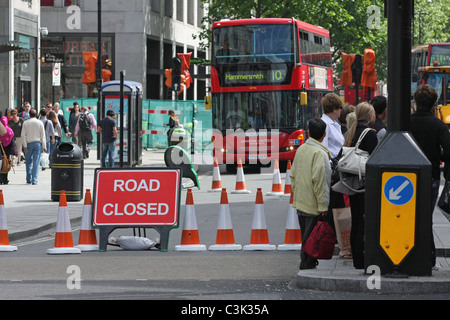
[288,208,450,294]
[3,147,167,241]
[3,147,450,294]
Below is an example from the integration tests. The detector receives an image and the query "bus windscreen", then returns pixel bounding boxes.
[213,24,295,65]
[429,45,450,66]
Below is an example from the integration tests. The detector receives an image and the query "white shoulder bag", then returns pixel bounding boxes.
[337,128,372,180]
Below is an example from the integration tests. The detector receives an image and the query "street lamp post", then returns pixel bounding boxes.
[413,12,429,46]
[365,0,432,277]
[97,0,102,160]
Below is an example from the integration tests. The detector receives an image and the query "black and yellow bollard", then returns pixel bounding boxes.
[365,132,432,276]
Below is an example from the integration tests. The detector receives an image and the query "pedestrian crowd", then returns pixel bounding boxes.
[0,101,104,186]
[291,84,450,271]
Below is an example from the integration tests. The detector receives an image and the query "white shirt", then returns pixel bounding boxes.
[320,113,344,159]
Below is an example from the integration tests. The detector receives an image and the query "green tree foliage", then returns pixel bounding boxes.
[413,0,450,45]
[196,0,450,84]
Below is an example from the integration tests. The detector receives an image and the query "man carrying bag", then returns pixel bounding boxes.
[290,118,334,270]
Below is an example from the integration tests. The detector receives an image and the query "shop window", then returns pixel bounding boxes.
[177,0,184,21]
[41,0,79,6]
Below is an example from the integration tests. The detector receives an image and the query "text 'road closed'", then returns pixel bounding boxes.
[113,179,161,192]
[94,169,181,226]
[103,202,169,216]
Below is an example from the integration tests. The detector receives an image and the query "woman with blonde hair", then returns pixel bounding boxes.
[344,102,378,270]
[344,112,356,140]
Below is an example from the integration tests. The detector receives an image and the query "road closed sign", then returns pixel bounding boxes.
[93,168,182,227]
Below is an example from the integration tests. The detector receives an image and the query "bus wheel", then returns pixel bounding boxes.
[226,164,237,174]
[279,160,288,173]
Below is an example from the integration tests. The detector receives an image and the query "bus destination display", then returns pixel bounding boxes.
[222,67,289,86]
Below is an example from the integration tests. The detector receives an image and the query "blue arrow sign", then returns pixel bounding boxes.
[384,175,415,205]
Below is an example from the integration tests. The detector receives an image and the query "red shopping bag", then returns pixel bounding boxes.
[303,220,336,260]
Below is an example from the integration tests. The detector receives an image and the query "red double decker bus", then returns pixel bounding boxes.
[211,18,333,172]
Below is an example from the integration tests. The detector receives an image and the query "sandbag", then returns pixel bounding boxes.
[108,236,158,250]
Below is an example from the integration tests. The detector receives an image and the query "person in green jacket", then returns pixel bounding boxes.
[290,118,332,270]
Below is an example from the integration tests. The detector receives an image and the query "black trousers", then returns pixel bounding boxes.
[0,173,8,184]
[79,130,93,159]
[349,192,365,269]
[297,211,322,269]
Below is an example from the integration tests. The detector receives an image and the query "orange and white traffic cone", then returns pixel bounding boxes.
[266,159,284,196]
[243,188,276,251]
[231,159,251,194]
[76,189,99,251]
[277,193,302,250]
[47,191,81,255]
[175,189,206,251]
[209,188,242,251]
[0,191,17,252]
[208,158,223,193]
[280,161,292,198]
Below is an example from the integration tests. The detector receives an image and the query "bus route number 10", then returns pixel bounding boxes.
[271,70,284,82]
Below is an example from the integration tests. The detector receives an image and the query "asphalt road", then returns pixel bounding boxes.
[1,166,448,303]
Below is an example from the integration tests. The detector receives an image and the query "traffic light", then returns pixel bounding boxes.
[172,57,182,92]
[165,69,173,88]
[102,69,112,83]
[82,52,97,85]
[102,55,112,68]
[178,52,193,90]
[205,95,211,110]
[352,54,363,85]
[361,47,377,88]
[341,52,355,86]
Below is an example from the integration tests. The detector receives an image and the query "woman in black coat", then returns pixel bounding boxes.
[343,102,378,269]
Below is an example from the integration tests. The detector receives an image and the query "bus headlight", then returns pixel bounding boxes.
[219,148,235,154]
[281,146,295,152]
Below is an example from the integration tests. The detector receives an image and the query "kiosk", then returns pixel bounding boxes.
[101,81,143,167]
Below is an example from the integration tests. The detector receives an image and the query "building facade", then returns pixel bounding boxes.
[0,0,41,111]
[40,0,209,107]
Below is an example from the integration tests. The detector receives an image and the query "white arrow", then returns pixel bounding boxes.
[389,180,410,201]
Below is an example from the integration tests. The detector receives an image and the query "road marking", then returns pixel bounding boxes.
[14,227,81,247]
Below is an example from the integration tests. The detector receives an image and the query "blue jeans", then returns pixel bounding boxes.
[48,138,60,167]
[25,141,42,184]
[101,142,116,168]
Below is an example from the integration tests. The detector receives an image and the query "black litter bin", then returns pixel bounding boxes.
[51,142,84,202]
